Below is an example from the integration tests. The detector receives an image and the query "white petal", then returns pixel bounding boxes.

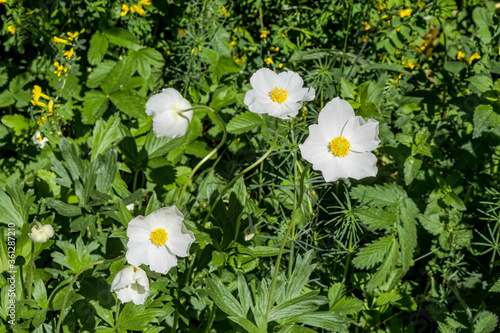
[165,224,195,258]
[111,266,135,291]
[317,98,355,138]
[341,116,380,152]
[125,240,150,267]
[277,71,304,91]
[130,282,149,305]
[115,287,134,303]
[147,244,178,274]
[127,216,151,243]
[145,88,189,117]
[270,101,301,119]
[249,68,277,95]
[151,110,191,138]
[342,152,378,180]
[299,129,330,164]
[42,225,54,238]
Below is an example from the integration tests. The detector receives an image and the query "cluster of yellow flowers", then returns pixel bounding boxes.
[457,51,481,65]
[121,0,151,17]
[31,86,58,125]
[54,31,80,60]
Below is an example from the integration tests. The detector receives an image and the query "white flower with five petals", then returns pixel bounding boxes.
[125,206,195,275]
[145,88,193,138]
[32,131,49,149]
[110,266,150,305]
[299,97,380,182]
[244,68,315,119]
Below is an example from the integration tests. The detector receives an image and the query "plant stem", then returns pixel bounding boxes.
[56,255,124,333]
[201,118,279,228]
[266,163,311,320]
[176,106,227,208]
[27,241,35,300]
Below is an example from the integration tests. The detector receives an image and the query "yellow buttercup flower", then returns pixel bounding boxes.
[362,22,371,30]
[131,4,145,15]
[264,57,273,65]
[63,47,75,59]
[37,116,46,125]
[260,30,270,38]
[270,46,280,52]
[278,63,283,68]
[467,52,481,65]
[67,31,79,41]
[400,9,412,17]
[457,51,465,60]
[54,36,72,45]
[53,62,67,77]
[121,4,129,16]
[7,25,15,34]
[0,0,7,4]
[221,6,230,17]
[235,56,245,66]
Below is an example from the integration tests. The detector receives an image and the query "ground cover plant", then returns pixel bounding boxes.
[1,0,500,332]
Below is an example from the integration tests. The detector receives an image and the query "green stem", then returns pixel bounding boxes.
[227,212,249,250]
[115,299,121,326]
[342,233,353,284]
[266,163,312,319]
[202,119,279,228]
[132,170,139,193]
[27,241,35,300]
[176,106,227,208]
[450,282,473,326]
[56,255,124,333]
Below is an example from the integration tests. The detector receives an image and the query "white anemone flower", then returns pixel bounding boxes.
[32,131,49,149]
[110,266,150,305]
[29,222,55,243]
[126,206,195,275]
[244,68,315,119]
[145,88,193,138]
[299,97,380,182]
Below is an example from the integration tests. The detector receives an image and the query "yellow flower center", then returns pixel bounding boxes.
[270,87,287,104]
[37,136,43,142]
[150,228,168,246]
[329,136,351,157]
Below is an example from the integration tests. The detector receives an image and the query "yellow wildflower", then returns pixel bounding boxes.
[264,57,273,65]
[270,46,280,51]
[398,73,404,80]
[396,27,401,32]
[418,1,425,9]
[165,49,171,55]
[67,31,79,41]
[7,25,15,34]
[362,22,371,30]
[131,5,145,15]
[362,35,368,43]
[381,14,388,19]
[63,48,75,59]
[121,4,129,16]
[229,40,237,48]
[221,6,230,17]
[400,9,412,17]
[191,45,201,56]
[138,0,151,5]
[260,30,270,38]
[37,117,46,125]
[235,56,245,66]
[54,36,72,45]
[178,29,187,35]
[278,63,283,68]
[457,51,465,60]
[0,0,7,3]
[403,59,415,69]
[467,52,481,65]
[53,62,67,77]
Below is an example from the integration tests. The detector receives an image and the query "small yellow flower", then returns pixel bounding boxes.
[400,9,412,17]
[270,46,280,51]
[278,63,283,68]
[121,4,129,16]
[47,99,54,116]
[235,56,245,66]
[178,29,187,35]
[221,6,230,17]
[260,30,270,38]
[191,45,201,56]
[362,22,371,30]
[0,0,7,3]
[7,25,15,34]
[165,49,171,55]
[138,0,151,5]
[67,31,79,41]
[53,62,68,77]
[37,116,46,125]
[395,27,401,32]
[131,5,145,15]
[362,35,368,42]
[381,14,388,19]
[264,57,273,65]
[467,52,481,65]
[229,40,237,48]
[403,59,415,69]
[54,36,72,45]
[63,47,75,59]
[397,73,404,80]
[418,1,425,9]
[457,51,465,60]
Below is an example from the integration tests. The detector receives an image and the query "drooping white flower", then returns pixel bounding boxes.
[110,266,150,305]
[29,222,55,243]
[243,215,256,241]
[126,206,195,275]
[32,131,49,149]
[145,88,193,138]
[126,203,135,212]
[244,68,315,119]
[299,97,380,182]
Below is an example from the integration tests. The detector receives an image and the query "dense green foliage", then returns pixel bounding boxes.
[1,0,500,332]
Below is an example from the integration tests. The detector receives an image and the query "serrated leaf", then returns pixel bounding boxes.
[88,31,109,65]
[1,114,29,135]
[375,290,402,306]
[353,236,394,269]
[206,274,245,318]
[101,58,135,95]
[489,277,500,292]
[209,86,238,110]
[474,311,498,333]
[366,238,398,292]
[92,113,122,160]
[227,112,264,134]
[47,199,82,217]
[269,291,327,322]
[404,156,422,185]
[288,311,349,332]
[81,90,109,125]
[467,75,493,94]
[444,61,466,75]
[355,207,396,231]
[110,90,146,119]
[473,104,500,138]
[0,90,15,107]
[104,28,141,50]
[330,297,364,315]
[350,183,407,207]
[59,138,83,180]
[87,60,116,88]
[287,251,316,300]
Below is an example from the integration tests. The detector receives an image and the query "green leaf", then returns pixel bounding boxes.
[92,113,122,160]
[117,200,133,228]
[59,138,83,180]
[88,31,109,65]
[104,28,141,50]
[81,90,109,125]
[109,90,146,119]
[287,251,316,300]
[1,114,29,135]
[129,48,165,79]
[366,237,398,292]
[353,236,394,269]
[444,61,466,75]
[269,291,327,322]
[467,75,493,94]
[51,237,100,273]
[350,183,407,207]
[0,90,15,107]
[209,86,238,110]
[145,191,160,216]
[375,290,402,306]
[143,130,186,159]
[205,274,245,318]
[95,149,118,193]
[489,277,500,292]
[227,316,260,333]
[288,311,349,332]
[404,156,422,185]
[0,180,35,227]
[340,78,355,99]
[87,60,116,88]
[474,311,498,333]
[116,302,166,331]
[364,63,408,73]
[473,104,500,138]
[355,207,396,231]
[398,198,418,272]
[237,273,253,315]
[227,112,264,134]
[47,200,82,217]
[330,297,364,315]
